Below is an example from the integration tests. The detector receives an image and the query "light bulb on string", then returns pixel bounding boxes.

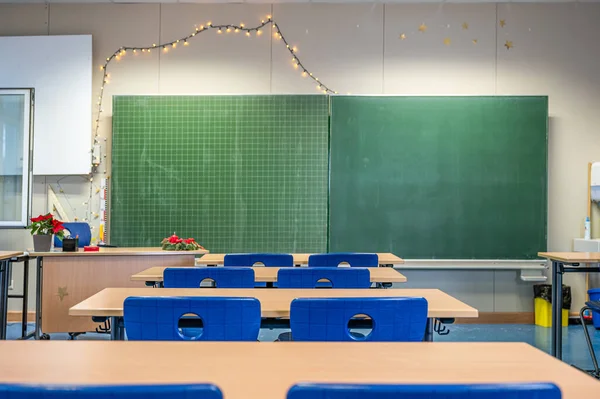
[257,29,262,36]
[133,49,137,53]
[235,28,239,33]
[100,65,104,70]
[246,31,251,37]
[207,21,212,26]
[163,46,169,53]
[218,29,222,34]
[226,27,231,33]
[240,23,245,28]
[184,40,189,46]
[292,46,298,52]
[267,15,272,20]
[172,42,177,48]
[302,71,307,77]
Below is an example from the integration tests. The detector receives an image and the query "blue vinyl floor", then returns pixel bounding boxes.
[6,322,600,371]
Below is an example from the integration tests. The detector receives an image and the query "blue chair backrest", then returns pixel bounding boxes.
[277,267,370,289]
[290,297,428,342]
[164,267,255,288]
[53,222,92,248]
[308,253,378,267]
[287,383,561,399]
[124,296,261,341]
[0,383,222,399]
[224,253,294,267]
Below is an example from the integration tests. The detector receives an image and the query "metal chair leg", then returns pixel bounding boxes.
[580,306,600,377]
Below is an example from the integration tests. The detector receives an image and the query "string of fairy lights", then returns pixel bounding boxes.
[70,15,337,238]
[93,15,337,148]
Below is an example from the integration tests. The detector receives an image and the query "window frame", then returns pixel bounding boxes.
[0,88,33,228]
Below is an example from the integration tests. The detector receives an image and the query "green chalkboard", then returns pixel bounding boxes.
[329,96,548,259]
[111,95,329,252]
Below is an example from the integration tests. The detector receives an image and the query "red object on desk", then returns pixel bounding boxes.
[83,246,100,252]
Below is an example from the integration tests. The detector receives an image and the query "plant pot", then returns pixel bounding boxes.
[33,234,53,252]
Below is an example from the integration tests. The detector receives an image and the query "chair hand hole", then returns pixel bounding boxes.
[347,313,373,341]
[200,278,216,288]
[177,313,204,340]
[315,278,333,289]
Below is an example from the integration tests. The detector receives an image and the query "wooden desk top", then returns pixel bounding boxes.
[197,253,404,265]
[69,288,477,319]
[0,342,597,398]
[131,266,407,283]
[30,247,209,257]
[0,251,23,261]
[538,252,600,263]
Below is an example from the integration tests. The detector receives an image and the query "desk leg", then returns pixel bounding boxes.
[21,260,29,339]
[0,260,8,340]
[424,318,433,342]
[551,261,563,359]
[34,257,44,340]
[110,316,124,341]
[266,282,274,288]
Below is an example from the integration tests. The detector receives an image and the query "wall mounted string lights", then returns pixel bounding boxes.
[94,15,337,149]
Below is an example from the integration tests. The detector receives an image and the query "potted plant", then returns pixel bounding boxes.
[27,213,65,252]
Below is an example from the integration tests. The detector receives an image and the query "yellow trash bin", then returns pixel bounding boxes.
[534,297,568,327]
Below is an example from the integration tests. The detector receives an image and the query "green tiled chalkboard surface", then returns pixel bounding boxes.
[111,95,329,252]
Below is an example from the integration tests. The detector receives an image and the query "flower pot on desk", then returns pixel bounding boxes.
[33,235,53,252]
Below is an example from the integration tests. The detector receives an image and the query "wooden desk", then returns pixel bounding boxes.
[30,247,208,337]
[71,287,476,319]
[197,253,404,266]
[0,342,598,398]
[0,251,23,340]
[131,266,407,284]
[538,252,600,361]
[70,287,477,340]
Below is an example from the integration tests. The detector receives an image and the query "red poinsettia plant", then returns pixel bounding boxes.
[26,213,65,240]
[161,234,204,251]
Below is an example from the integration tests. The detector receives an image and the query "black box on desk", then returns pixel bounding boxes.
[62,238,79,252]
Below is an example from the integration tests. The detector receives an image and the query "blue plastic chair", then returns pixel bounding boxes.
[277,267,371,289]
[287,383,562,399]
[124,296,261,341]
[53,222,91,248]
[0,383,222,399]
[289,297,428,342]
[224,253,294,287]
[224,253,294,267]
[308,253,378,268]
[163,267,255,288]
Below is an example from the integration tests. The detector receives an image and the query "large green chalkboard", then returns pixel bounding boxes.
[329,96,548,259]
[111,95,329,252]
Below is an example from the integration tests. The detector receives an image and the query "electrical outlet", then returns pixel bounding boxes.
[8,280,14,290]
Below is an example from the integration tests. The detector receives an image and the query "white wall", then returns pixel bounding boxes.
[1,2,599,313]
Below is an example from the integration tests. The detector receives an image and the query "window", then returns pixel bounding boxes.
[0,89,32,227]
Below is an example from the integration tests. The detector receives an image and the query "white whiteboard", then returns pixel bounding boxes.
[0,35,92,175]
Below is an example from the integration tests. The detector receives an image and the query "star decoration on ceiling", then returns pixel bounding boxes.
[472,39,478,45]
[462,22,469,30]
[504,40,513,50]
[500,19,506,28]
[443,37,451,46]
[399,33,406,40]
[418,23,427,33]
